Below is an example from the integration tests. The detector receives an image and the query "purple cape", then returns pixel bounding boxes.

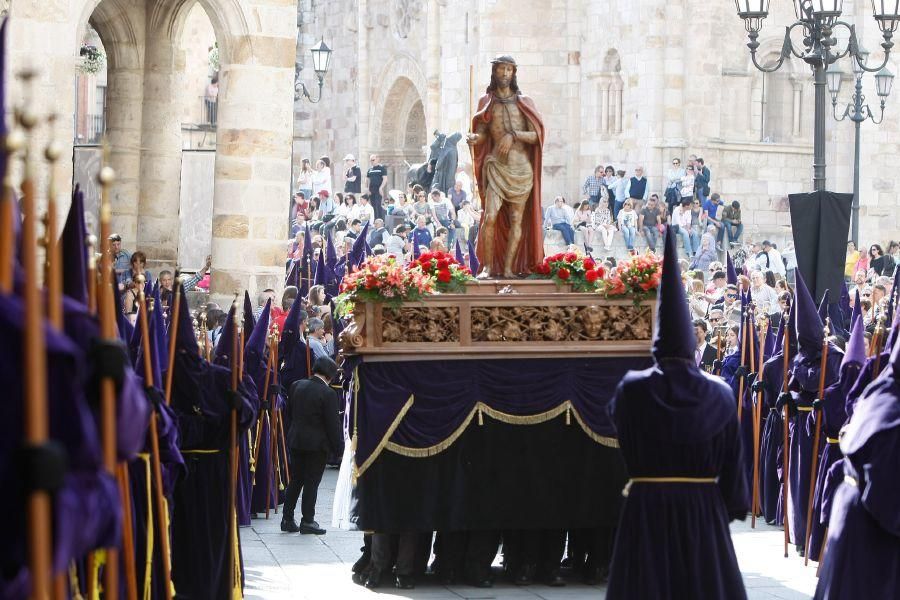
[607,361,748,599]
[814,370,900,598]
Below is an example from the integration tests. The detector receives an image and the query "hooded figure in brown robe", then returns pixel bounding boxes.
[468,55,545,278]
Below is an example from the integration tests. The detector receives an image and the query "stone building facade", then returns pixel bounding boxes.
[296,0,900,247]
[8,0,296,305]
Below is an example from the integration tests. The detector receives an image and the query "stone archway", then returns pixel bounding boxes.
[376,76,427,191]
[68,0,294,301]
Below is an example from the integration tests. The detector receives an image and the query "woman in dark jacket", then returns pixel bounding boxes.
[869,244,894,277]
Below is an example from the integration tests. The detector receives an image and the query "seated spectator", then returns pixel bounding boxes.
[357,194,376,224]
[367,218,389,248]
[410,190,432,225]
[721,200,743,247]
[344,219,363,241]
[750,270,780,320]
[118,250,153,292]
[544,196,575,246]
[412,216,433,251]
[639,195,663,253]
[591,202,616,251]
[385,224,408,257]
[573,200,594,253]
[691,225,719,272]
[671,198,694,256]
[703,194,725,251]
[430,190,460,248]
[617,200,639,252]
[457,200,481,244]
[869,243,894,277]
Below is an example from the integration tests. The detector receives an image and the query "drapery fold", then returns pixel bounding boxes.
[350,356,651,476]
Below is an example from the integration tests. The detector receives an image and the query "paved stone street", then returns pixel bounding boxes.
[242,470,818,599]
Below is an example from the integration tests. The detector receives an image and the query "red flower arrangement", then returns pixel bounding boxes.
[532,252,606,292]
[415,250,474,293]
[336,254,434,313]
[605,252,662,302]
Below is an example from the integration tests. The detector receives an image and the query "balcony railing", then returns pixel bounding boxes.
[200,96,217,128]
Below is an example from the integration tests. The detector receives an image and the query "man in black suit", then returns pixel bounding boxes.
[693,319,718,372]
[282,356,344,534]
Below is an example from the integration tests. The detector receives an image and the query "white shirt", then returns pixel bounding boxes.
[312,167,332,197]
[672,205,692,229]
[356,202,375,224]
[455,171,473,196]
[695,342,708,367]
[767,248,786,276]
[752,283,780,316]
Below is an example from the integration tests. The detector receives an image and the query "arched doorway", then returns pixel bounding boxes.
[72,23,108,236]
[175,2,219,270]
[377,77,427,192]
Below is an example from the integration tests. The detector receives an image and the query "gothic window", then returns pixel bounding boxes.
[751,52,805,142]
[597,50,624,135]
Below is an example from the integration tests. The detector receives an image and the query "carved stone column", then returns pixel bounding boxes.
[137,29,182,269]
[209,2,297,305]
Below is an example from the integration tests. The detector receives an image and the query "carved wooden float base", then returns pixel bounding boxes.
[340,279,655,361]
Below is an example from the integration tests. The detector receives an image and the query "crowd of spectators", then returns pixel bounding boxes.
[567,156,751,264]
[845,240,900,325]
[288,154,481,267]
[109,231,211,323]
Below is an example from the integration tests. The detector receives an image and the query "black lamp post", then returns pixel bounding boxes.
[295,39,332,103]
[733,0,900,192]
[826,50,894,244]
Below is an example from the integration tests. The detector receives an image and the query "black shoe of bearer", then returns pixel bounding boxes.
[280,518,300,533]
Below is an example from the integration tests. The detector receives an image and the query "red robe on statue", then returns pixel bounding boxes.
[472,92,545,276]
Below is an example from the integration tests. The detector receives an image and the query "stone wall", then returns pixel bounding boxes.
[295,0,900,246]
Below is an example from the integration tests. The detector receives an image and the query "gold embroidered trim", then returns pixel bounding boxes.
[352,401,620,476]
[567,404,621,448]
[354,393,415,477]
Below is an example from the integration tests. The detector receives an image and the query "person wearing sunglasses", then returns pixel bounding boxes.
[665,158,685,214]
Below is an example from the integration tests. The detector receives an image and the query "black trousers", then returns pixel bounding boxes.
[371,532,419,576]
[282,449,327,522]
[503,529,566,575]
[434,530,500,581]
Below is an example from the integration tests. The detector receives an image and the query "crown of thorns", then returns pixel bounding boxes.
[491,55,517,66]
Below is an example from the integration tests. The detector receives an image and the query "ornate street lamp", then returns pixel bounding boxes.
[827,57,894,244]
[295,39,332,103]
[734,0,900,191]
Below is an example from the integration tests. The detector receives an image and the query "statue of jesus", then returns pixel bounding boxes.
[467,55,545,278]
